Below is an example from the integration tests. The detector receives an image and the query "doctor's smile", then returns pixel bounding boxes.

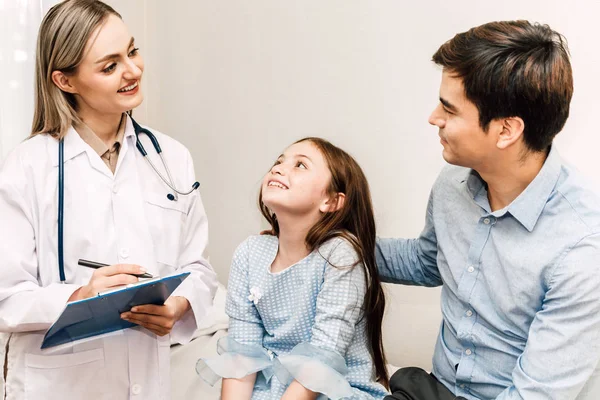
[117,80,139,94]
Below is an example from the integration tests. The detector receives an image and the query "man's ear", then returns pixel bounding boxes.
[51,70,78,94]
[319,193,346,213]
[496,117,525,150]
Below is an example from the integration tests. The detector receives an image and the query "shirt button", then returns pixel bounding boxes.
[483,218,491,225]
[466,310,473,317]
[465,349,472,356]
[467,265,475,273]
[112,185,119,194]
[131,384,142,395]
[120,248,130,259]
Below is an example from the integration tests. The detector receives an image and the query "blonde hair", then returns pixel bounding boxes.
[31,0,121,139]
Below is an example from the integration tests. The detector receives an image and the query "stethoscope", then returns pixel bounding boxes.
[57,116,200,282]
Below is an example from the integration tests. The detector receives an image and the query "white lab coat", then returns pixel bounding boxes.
[0,115,218,400]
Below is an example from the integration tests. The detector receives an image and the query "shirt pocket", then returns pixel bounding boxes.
[25,348,108,400]
[144,192,188,268]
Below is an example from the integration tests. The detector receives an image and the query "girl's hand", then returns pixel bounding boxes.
[68,264,143,301]
[120,296,190,336]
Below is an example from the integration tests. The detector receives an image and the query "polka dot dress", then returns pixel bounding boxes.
[215,235,388,400]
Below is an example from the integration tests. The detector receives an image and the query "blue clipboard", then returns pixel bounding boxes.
[41,272,190,349]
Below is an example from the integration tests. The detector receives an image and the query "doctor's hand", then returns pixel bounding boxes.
[120,296,191,336]
[68,264,144,301]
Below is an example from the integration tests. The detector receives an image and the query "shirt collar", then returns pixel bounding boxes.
[461,146,563,232]
[73,114,127,157]
[506,147,562,231]
[50,114,135,166]
[123,114,136,140]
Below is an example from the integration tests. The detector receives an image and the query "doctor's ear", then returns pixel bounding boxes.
[496,117,525,150]
[320,193,346,213]
[51,70,78,94]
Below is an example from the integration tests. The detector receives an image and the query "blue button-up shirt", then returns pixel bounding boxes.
[377,147,600,399]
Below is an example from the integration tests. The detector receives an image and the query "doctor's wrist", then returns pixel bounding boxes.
[172,296,191,320]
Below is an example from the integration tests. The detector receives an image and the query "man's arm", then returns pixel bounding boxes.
[376,189,442,286]
[495,233,600,399]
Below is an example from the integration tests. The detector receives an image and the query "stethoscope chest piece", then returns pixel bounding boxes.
[131,118,199,201]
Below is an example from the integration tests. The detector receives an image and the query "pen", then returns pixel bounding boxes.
[78,259,154,279]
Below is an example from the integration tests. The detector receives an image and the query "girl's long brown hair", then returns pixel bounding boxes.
[259,137,389,388]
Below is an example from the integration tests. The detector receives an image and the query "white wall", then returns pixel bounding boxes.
[0,0,60,158]
[108,0,600,369]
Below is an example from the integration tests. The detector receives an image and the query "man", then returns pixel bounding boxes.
[378,20,600,400]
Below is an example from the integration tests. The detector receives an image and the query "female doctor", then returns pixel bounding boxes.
[0,1,217,399]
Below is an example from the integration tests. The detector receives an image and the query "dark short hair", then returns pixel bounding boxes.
[432,20,573,152]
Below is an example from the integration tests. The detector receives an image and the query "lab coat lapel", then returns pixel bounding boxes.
[49,127,87,167]
[113,115,136,177]
[50,126,113,178]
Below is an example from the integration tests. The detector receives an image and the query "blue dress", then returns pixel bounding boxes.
[197,235,388,399]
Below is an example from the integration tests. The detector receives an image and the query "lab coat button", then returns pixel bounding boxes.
[131,384,142,395]
[120,248,130,259]
[112,185,119,194]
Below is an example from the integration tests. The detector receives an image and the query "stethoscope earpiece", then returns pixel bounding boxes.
[167,193,176,201]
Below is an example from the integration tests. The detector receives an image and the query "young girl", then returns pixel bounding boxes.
[0,1,216,399]
[198,138,389,399]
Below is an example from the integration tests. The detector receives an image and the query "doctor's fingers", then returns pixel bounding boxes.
[139,323,170,337]
[93,263,147,277]
[122,313,173,335]
[130,304,174,317]
[92,273,139,291]
[122,314,170,336]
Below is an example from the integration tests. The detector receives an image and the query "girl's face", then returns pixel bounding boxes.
[59,14,144,118]
[262,141,334,218]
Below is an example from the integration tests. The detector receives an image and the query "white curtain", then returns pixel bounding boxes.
[0,0,59,161]
[0,1,60,394]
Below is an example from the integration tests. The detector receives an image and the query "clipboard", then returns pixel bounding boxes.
[41,272,190,349]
